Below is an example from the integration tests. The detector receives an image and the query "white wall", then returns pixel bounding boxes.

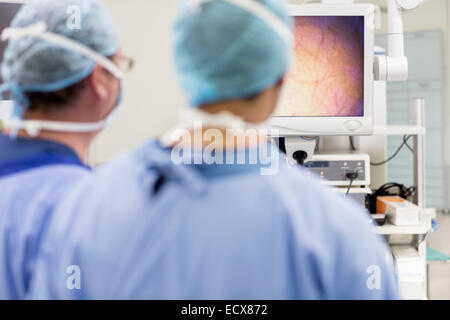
[366,0,448,33]
[90,0,185,164]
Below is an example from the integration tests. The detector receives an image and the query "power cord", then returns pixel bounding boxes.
[350,136,413,155]
[349,136,357,151]
[403,135,414,153]
[371,135,414,166]
[345,171,359,196]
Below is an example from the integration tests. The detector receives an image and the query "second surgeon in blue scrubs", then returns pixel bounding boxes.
[29,0,399,299]
[0,0,126,299]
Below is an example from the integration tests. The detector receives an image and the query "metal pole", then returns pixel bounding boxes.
[412,98,426,209]
[412,97,427,299]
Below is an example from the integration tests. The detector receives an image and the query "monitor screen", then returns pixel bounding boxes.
[275,16,365,118]
[0,2,23,91]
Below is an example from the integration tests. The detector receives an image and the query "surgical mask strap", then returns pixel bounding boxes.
[1,22,124,80]
[189,0,293,47]
[0,81,30,138]
[3,118,110,137]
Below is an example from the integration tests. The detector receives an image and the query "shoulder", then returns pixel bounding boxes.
[91,140,166,182]
[49,140,168,225]
[266,164,398,298]
[262,162,386,259]
[38,165,91,184]
[0,164,91,214]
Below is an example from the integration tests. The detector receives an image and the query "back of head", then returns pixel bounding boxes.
[174,0,293,108]
[0,0,119,113]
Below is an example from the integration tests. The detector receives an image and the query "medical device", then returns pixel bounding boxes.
[303,152,373,212]
[270,3,376,136]
[374,0,426,81]
[391,245,426,300]
[377,196,420,226]
[304,152,371,187]
[0,1,24,122]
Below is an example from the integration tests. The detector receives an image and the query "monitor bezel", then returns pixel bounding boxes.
[270,4,376,136]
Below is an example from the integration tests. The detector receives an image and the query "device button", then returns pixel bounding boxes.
[344,120,363,132]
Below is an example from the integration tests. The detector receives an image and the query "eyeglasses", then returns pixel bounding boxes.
[116,55,135,73]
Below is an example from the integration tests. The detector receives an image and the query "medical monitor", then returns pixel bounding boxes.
[270,4,375,136]
[0,1,24,121]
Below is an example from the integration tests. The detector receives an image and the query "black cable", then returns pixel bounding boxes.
[345,171,358,197]
[367,182,416,213]
[371,135,413,166]
[277,137,286,154]
[349,136,357,151]
[403,135,414,153]
[405,186,416,198]
[346,179,354,196]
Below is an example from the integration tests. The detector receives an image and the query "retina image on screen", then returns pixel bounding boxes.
[275,16,365,117]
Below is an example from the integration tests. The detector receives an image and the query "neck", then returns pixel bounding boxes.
[18,129,94,163]
[199,91,276,125]
[164,100,272,150]
[170,126,269,151]
[10,106,99,163]
[200,100,253,121]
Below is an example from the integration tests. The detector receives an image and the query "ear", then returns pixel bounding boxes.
[276,76,285,89]
[87,64,110,100]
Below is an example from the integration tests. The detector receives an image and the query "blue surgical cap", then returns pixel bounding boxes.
[0,0,119,94]
[174,0,293,107]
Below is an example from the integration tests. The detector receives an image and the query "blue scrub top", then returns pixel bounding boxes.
[0,133,90,299]
[28,141,399,299]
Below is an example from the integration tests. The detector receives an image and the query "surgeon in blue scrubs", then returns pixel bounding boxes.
[0,0,124,299]
[29,0,399,299]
